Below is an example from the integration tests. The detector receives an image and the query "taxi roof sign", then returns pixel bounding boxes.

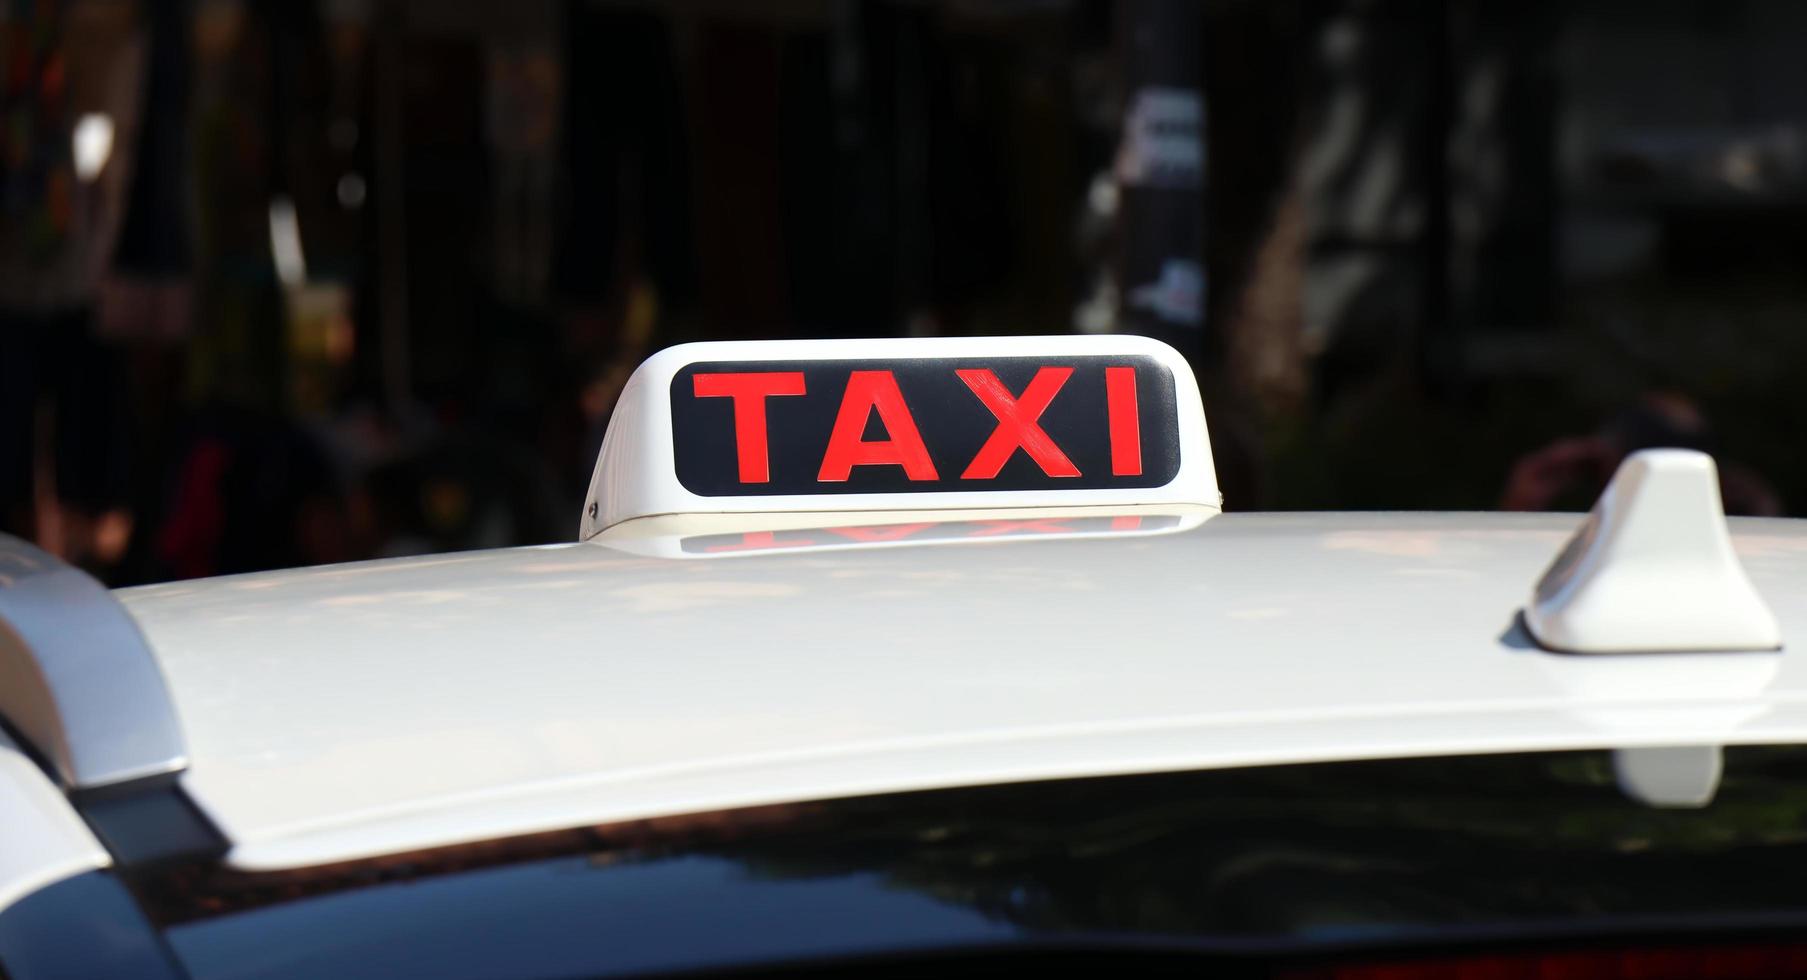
[579,336,1219,538]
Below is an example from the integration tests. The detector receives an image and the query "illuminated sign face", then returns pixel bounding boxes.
[670,356,1182,497]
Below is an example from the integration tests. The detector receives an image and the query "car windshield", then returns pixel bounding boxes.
[154,747,1807,979]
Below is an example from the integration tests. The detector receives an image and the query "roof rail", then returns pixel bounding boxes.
[0,534,221,865]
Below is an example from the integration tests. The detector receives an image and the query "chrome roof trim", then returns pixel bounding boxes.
[0,534,189,791]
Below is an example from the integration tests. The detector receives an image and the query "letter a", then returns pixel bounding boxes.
[817,371,939,482]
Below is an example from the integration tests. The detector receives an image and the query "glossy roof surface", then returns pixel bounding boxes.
[118,511,1807,871]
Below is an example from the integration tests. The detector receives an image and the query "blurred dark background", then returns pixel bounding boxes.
[2,0,1803,584]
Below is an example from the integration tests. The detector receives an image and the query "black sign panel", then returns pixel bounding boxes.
[670,355,1181,497]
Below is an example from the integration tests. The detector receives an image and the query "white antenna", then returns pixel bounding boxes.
[1526,449,1781,654]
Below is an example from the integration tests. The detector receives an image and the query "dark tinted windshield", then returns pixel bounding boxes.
[156,748,1807,978]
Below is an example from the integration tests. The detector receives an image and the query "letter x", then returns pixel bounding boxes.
[956,367,1079,479]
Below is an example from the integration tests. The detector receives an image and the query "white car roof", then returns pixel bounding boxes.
[116,510,1807,872]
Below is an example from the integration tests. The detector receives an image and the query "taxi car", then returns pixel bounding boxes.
[3,335,1805,979]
